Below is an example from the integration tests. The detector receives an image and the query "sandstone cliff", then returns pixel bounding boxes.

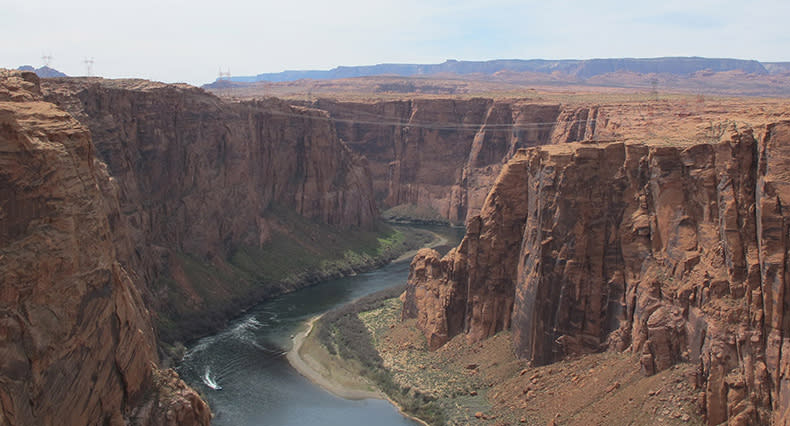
[0,71,209,425]
[318,96,790,229]
[315,99,564,224]
[403,123,790,424]
[42,79,378,342]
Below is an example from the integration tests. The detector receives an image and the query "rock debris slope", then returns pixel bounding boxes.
[0,71,209,425]
[403,123,790,424]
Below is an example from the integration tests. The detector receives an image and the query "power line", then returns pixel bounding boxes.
[254,108,597,132]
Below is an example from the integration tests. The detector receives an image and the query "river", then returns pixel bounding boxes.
[177,226,463,426]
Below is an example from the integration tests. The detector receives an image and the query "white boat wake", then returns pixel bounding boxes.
[202,367,222,390]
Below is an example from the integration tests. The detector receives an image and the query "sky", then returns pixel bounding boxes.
[3,0,789,85]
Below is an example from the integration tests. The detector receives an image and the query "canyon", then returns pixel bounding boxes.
[41,76,380,343]
[315,98,562,224]
[1,70,381,425]
[0,70,210,425]
[313,96,790,230]
[3,63,790,425]
[403,116,790,423]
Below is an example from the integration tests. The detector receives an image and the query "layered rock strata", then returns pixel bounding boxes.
[315,99,573,224]
[319,96,790,227]
[0,71,209,425]
[42,78,377,341]
[403,123,790,424]
[1,71,384,425]
[45,79,375,255]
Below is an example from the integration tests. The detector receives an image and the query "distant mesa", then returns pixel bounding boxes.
[202,78,244,90]
[764,62,790,74]
[221,57,789,84]
[17,65,67,78]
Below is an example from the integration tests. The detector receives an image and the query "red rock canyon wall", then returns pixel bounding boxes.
[403,123,790,424]
[42,78,378,342]
[0,71,210,425]
[315,99,581,224]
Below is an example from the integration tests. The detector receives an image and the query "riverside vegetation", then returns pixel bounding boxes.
[159,212,434,345]
[7,64,790,425]
[309,290,704,425]
[313,286,446,424]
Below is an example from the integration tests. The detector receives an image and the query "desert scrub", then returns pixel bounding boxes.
[316,286,446,424]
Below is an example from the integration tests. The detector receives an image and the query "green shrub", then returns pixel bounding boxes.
[316,286,446,425]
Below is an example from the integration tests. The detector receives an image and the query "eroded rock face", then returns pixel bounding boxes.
[401,155,532,348]
[315,99,563,224]
[403,123,790,424]
[0,71,209,425]
[42,79,378,341]
[45,80,375,256]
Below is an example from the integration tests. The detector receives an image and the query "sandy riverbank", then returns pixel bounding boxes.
[286,315,382,399]
[287,316,430,426]
[285,229,452,424]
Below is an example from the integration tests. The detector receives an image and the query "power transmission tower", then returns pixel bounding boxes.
[83,57,94,76]
[217,68,232,98]
[650,78,659,101]
[41,54,53,67]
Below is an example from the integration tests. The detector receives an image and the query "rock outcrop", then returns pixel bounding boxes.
[320,97,790,227]
[0,70,209,425]
[45,79,375,255]
[403,123,790,424]
[42,78,378,342]
[315,99,563,224]
[1,70,384,425]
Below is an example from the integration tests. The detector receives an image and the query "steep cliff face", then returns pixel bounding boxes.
[0,71,209,425]
[315,99,562,224]
[403,123,790,424]
[401,155,532,349]
[319,96,790,226]
[43,79,377,341]
[46,80,375,255]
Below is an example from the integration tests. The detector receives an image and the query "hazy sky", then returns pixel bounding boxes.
[3,0,789,85]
